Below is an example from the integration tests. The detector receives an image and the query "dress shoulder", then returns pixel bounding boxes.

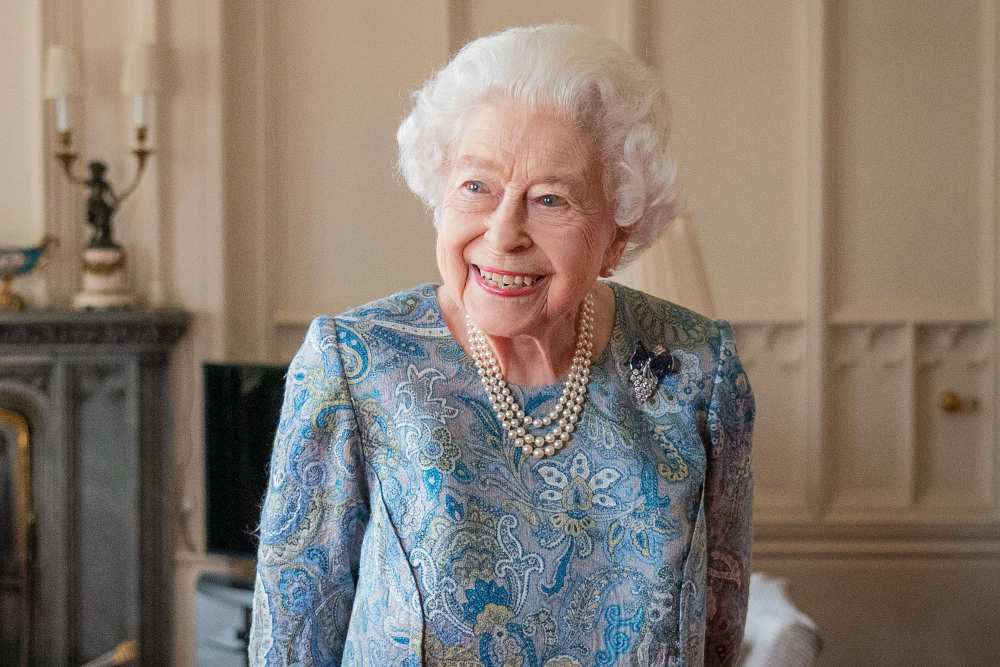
[607,280,720,352]
[334,283,445,328]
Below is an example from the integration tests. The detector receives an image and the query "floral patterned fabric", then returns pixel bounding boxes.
[249,281,755,666]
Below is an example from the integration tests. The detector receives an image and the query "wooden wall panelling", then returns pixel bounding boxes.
[454,0,609,43]
[802,0,828,519]
[915,323,994,510]
[646,0,804,324]
[992,0,1000,516]
[826,0,990,323]
[222,0,274,362]
[267,2,448,361]
[827,324,911,512]
[733,322,810,516]
[42,0,83,307]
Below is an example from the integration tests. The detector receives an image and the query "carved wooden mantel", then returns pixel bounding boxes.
[0,308,190,667]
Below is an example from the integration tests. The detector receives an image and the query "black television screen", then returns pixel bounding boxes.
[203,362,288,557]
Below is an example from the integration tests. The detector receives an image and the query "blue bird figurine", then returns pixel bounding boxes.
[0,234,60,311]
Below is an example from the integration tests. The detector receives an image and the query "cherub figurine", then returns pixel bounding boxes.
[85,161,120,249]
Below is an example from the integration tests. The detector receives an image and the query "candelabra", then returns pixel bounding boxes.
[52,128,153,309]
[46,43,158,310]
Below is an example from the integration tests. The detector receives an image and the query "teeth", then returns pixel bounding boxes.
[477,266,541,289]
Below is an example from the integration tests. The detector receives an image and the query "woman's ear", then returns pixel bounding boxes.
[600,227,629,277]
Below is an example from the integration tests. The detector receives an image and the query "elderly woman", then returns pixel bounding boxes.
[250,24,755,667]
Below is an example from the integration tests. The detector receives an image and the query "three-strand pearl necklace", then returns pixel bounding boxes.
[465,292,595,459]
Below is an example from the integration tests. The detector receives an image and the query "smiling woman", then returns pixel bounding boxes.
[435,100,620,387]
[249,24,756,667]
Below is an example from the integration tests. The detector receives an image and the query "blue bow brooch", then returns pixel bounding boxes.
[629,340,676,403]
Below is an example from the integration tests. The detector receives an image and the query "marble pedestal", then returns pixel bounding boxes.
[73,246,137,310]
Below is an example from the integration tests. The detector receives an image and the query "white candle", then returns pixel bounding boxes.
[55,97,69,132]
[132,95,147,128]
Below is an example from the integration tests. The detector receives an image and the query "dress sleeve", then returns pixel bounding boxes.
[703,319,756,666]
[248,316,370,666]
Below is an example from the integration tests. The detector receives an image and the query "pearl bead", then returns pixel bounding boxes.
[544,445,556,456]
[544,433,555,444]
[531,448,545,459]
[532,418,543,428]
[522,444,533,455]
[516,426,526,437]
[560,432,571,442]
[524,434,535,444]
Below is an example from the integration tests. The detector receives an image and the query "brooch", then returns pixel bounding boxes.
[629,340,676,403]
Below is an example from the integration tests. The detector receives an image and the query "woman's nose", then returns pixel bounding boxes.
[483,191,531,252]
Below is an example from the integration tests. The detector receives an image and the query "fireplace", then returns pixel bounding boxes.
[0,309,189,666]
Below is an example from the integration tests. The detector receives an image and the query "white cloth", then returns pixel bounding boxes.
[739,572,822,667]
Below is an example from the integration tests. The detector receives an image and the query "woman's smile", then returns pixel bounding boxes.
[471,264,549,297]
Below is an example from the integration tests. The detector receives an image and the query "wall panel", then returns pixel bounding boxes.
[915,323,994,509]
[828,325,912,509]
[827,0,991,321]
[647,0,804,322]
[734,322,809,512]
[269,3,443,331]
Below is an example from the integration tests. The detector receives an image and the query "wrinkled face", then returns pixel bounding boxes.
[436,100,624,338]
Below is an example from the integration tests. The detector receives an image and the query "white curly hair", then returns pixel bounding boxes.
[396,24,683,266]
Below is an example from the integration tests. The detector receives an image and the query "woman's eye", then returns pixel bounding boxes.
[539,194,565,207]
[463,180,485,193]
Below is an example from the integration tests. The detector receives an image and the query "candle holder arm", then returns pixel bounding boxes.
[115,145,154,203]
[54,131,89,186]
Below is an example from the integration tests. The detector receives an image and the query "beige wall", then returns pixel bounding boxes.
[5,1,999,664]
[1,2,45,307]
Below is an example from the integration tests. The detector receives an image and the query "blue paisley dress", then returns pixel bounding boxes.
[249,281,755,666]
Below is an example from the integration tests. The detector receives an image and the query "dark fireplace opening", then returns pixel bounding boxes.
[0,407,32,667]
